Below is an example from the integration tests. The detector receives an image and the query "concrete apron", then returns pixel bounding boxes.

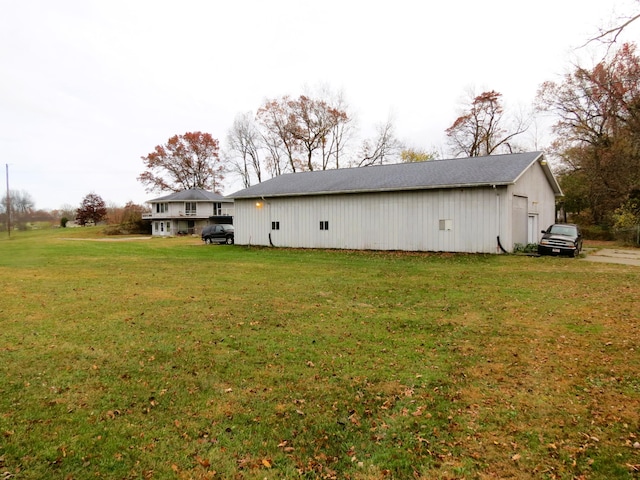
[583,248,640,267]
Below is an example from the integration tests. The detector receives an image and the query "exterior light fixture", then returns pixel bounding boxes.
[255,201,262,208]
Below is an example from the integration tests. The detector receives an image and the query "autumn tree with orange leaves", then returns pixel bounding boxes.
[537,42,640,226]
[138,132,224,193]
[256,95,350,173]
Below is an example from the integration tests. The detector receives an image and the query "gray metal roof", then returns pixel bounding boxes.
[148,188,231,203]
[229,152,561,199]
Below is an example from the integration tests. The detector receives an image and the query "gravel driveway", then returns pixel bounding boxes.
[583,248,640,267]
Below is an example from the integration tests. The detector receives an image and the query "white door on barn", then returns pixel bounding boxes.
[527,214,538,244]
[512,195,528,246]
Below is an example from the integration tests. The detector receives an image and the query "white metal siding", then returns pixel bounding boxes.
[233,160,557,253]
[509,162,558,244]
[234,187,510,253]
[512,195,529,246]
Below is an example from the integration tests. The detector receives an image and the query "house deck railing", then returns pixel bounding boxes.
[142,208,234,220]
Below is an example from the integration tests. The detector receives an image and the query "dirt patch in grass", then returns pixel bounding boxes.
[62,236,152,241]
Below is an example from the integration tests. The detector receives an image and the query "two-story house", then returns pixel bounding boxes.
[143,188,234,237]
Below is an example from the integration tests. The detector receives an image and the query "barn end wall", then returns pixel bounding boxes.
[507,161,558,247]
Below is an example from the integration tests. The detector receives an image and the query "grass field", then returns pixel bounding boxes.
[0,228,639,479]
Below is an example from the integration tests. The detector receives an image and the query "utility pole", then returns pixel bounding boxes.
[5,163,10,238]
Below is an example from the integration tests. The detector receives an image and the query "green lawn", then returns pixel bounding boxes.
[0,228,639,479]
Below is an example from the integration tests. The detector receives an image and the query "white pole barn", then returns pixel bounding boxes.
[229,152,562,254]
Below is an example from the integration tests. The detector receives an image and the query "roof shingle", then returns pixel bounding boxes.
[148,188,230,203]
[229,152,553,199]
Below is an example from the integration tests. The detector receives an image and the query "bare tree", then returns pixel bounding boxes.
[5,190,35,215]
[105,201,122,225]
[256,97,302,172]
[326,116,352,169]
[586,2,640,45]
[357,117,404,167]
[57,204,77,221]
[226,112,263,188]
[446,89,529,157]
[261,129,289,178]
[309,86,355,169]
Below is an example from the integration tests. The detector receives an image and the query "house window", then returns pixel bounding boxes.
[271,221,280,230]
[320,221,329,230]
[160,222,164,232]
[154,222,159,232]
[185,202,196,215]
[156,203,168,214]
[213,202,222,215]
[439,219,452,231]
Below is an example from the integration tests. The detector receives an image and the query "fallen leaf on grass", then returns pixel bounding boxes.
[278,440,295,452]
[512,453,521,462]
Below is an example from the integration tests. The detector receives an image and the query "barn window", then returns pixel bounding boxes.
[320,221,329,230]
[271,221,280,230]
[439,219,452,231]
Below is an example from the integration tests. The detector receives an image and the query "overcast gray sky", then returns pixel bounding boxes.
[1,0,638,210]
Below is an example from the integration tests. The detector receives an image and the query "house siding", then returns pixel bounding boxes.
[234,186,514,253]
[152,201,228,219]
[145,189,234,237]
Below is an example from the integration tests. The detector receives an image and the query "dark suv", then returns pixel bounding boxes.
[538,223,582,257]
[201,224,234,245]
